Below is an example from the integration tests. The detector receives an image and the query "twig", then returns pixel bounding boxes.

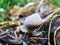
[41,8,60,24]
[37,23,44,31]
[30,37,48,39]
[7,34,17,39]
[36,0,45,13]
[0,31,8,36]
[48,15,60,45]
[54,27,60,45]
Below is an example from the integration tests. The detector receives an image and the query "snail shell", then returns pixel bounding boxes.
[24,13,43,27]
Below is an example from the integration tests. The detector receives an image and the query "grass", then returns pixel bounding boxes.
[0,0,32,22]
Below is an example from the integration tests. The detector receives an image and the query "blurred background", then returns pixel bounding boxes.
[0,0,60,22]
[0,0,60,10]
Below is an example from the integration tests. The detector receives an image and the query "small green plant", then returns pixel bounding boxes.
[0,0,32,10]
[0,8,5,22]
[50,0,60,6]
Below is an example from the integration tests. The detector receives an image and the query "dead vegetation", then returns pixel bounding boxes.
[0,0,60,45]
